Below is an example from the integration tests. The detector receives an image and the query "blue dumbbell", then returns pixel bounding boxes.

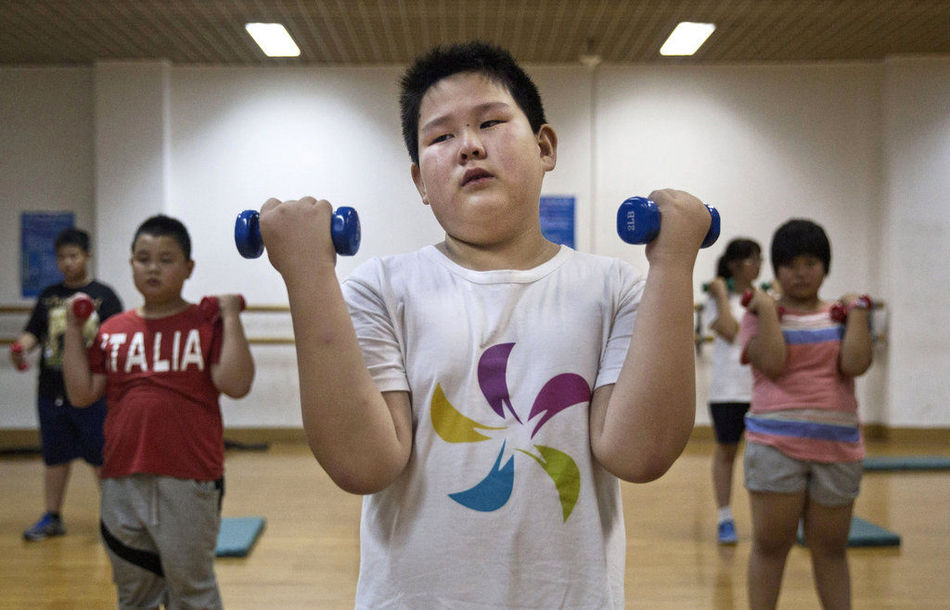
[234,207,361,259]
[616,196,720,248]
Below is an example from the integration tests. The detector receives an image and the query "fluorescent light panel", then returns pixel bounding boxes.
[660,22,716,56]
[245,23,300,57]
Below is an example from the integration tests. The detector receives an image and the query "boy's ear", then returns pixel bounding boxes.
[186,259,195,278]
[410,163,430,206]
[537,124,557,172]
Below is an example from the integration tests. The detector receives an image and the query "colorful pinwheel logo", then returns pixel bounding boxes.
[430,342,591,521]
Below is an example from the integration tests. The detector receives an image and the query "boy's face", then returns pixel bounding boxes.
[410,72,556,246]
[776,254,825,301]
[56,245,91,285]
[130,234,194,304]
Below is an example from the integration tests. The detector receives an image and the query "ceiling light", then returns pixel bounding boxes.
[245,23,300,57]
[659,22,716,56]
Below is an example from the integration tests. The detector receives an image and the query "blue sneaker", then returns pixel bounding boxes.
[717,519,738,545]
[23,512,66,541]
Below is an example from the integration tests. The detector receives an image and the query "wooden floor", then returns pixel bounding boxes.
[2,438,948,609]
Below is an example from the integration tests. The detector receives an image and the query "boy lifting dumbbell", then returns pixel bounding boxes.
[62,215,254,609]
[246,41,716,606]
[11,228,122,542]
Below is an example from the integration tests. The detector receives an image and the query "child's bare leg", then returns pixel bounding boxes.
[45,462,71,513]
[803,499,853,610]
[713,442,739,508]
[748,490,805,609]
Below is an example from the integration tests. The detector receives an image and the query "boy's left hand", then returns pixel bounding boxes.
[839,293,871,309]
[645,189,713,266]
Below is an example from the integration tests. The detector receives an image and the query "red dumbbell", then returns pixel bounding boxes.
[72,294,95,320]
[198,295,247,324]
[10,342,29,371]
[741,290,785,319]
[831,295,872,323]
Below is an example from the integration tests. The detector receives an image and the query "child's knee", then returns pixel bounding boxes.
[752,530,796,557]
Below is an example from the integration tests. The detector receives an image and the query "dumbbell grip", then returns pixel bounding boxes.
[10,343,29,371]
[199,295,246,322]
[73,295,94,320]
[616,197,720,248]
[234,207,361,259]
[741,290,785,319]
[831,295,872,323]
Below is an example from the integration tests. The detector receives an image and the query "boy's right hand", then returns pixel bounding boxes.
[10,343,28,371]
[644,189,713,267]
[259,197,338,278]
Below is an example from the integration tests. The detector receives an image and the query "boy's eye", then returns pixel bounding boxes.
[430,133,451,144]
[481,119,503,129]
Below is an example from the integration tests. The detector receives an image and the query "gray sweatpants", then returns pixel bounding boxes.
[100,474,223,610]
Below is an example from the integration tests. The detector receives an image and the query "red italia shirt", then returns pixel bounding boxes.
[89,305,224,480]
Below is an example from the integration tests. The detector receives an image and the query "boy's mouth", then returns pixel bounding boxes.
[461,168,493,186]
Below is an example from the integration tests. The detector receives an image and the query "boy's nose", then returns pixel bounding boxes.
[458,129,485,161]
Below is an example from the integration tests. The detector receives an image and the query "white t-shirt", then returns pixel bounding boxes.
[342,244,644,608]
[703,292,752,403]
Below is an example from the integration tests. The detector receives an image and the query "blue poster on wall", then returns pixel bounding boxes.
[21,212,75,298]
[539,195,575,249]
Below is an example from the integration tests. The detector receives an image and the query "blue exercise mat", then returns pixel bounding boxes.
[797,516,900,548]
[216,517,266,557]
[862,455,950,471]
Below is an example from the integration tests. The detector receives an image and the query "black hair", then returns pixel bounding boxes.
[399,41,547,165]
[716,238,761,279]
[770,218,830,276]
[54,228,90,253]
[132,215,192,261]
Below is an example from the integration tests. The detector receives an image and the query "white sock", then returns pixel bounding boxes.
[717,506,734,524]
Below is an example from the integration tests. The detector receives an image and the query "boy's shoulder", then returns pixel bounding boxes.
[36,281,67,297]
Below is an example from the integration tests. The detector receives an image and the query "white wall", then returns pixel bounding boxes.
[881,57,950,426]
[2,56,948,429]
[0,67,95,427]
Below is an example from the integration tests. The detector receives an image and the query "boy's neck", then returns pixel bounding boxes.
[138,296,190,319]
[63,273,91,289]
[437,234,560,271]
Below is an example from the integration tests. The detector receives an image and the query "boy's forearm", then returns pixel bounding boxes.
[839,310,873,376]
[284,268,410,493]
[598,264,696,482]
[745,308,786,377]
[62,324,100,406]
[213,312,255,397]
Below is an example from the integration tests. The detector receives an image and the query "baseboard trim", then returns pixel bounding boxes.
[1,425,946,450]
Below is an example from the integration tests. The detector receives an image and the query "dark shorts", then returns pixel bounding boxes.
[709,402,750,444]
[38,395,106,466]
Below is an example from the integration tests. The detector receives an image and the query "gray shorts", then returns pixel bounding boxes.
[744,442,862,507]
[100,474,223,610]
